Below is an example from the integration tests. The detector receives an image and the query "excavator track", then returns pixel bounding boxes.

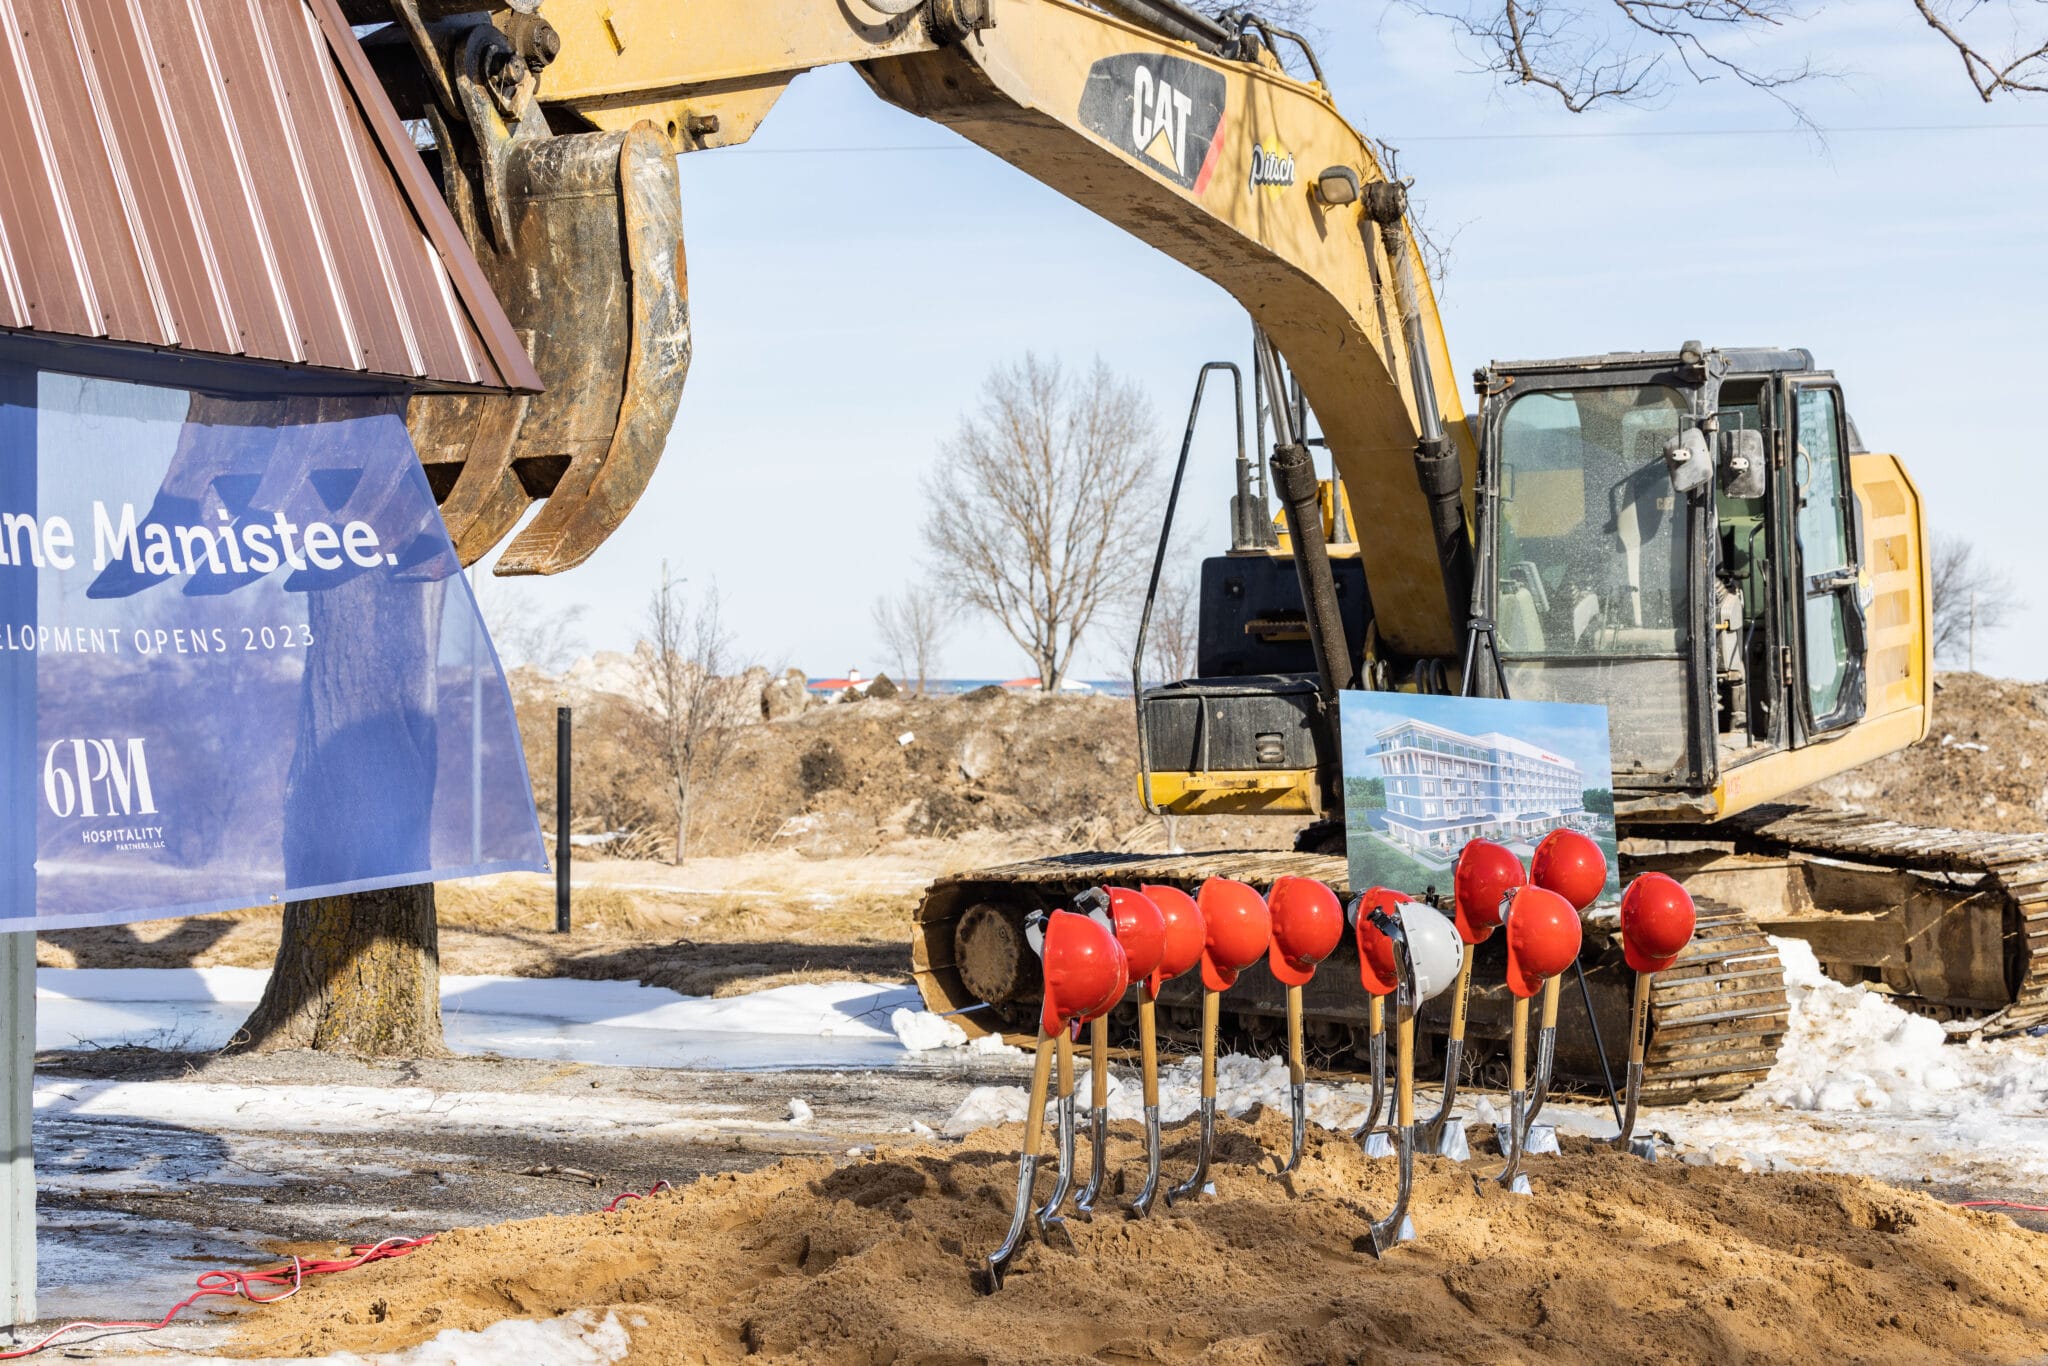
[1635,804,2048,1038]
[1635,896,1789,1104]
[912,850,1790,1105]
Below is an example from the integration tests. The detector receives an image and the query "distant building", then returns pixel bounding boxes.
[1373,718,1589,854]
[807,670,867,696]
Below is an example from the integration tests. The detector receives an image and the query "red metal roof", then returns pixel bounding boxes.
[0,0,539,393]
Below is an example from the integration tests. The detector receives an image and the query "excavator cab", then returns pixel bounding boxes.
[1136,342,1928,839]
[1474,344,1927,823]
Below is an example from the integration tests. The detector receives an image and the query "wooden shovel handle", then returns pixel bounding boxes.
[1090,1015,1110,1111]
[1447,943,1476,1041]
[1056,1025,1075,1101]
[1540,973,1561,1031]
[1629,971,1654,1067]
[1286,983,1306,1086]
[1139,996,1160,1109]
[1200,990,1220,1102]
[1023,1032,1054,1159]
[1510,995,1530,1093]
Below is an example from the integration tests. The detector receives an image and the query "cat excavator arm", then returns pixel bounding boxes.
[370,0,1474,658]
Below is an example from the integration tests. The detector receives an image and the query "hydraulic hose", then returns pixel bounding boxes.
[1256,335,1355,705]
[1089,0,1234,52]
[1365,183,1474,645]
[1269,445,1354,698]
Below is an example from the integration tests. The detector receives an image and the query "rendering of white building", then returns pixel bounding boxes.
[1371,718,1589,855]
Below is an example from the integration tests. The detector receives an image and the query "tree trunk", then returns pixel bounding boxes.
[232,883,445,1055]
[674,777,692,864]
[236,565,449,1056]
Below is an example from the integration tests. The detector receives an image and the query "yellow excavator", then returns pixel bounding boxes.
[351,0,2048,1100]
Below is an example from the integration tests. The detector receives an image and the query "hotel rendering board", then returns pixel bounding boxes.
[1340,693,1620,901]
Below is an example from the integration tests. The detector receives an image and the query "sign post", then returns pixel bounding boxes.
[556,704,572,934]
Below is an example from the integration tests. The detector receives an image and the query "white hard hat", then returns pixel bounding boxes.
[1397,902,1464,1006]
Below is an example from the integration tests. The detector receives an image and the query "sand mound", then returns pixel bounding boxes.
[228,1110,2048,1364]
[1791,671,2048,834]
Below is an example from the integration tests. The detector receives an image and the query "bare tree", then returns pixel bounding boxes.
[1399,1,1820,114]
[1142,567,1203,685]
[1930,532,2018,667]
[924,354,1157,692]
[470,572,586,673]
[640,568,749,862]
[1398,1,2048,111]
[873,585,954,696]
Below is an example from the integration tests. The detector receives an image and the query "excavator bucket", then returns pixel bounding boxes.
[408,122,688,575]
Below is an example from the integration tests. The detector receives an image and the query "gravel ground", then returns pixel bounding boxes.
[34,1045,1032,1243]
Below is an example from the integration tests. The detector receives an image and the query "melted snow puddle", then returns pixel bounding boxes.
[33,1208,271,1324]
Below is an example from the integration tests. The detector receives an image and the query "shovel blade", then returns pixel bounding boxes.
[408,123,689,575]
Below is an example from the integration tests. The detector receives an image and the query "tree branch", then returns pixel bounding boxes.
[1912,0,2048,99]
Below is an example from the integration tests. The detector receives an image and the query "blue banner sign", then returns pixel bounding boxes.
[1,367,547,933]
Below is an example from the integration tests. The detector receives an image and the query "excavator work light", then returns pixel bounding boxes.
[1314,165,1360,207]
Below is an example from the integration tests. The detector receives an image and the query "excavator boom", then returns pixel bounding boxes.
[388,0,1473,660]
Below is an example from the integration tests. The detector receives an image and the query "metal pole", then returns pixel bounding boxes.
[1,364,36,1327]
[468,570,482,868]
[1133,363,1240,812]
[0,934,29,1328]
[555,704,572,933]
[1573,957,1624,1129]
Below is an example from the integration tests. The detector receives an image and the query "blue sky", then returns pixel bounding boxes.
[1340,692,1616,786]
[482,5,2048,685]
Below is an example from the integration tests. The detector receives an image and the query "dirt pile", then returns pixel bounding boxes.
[230,1110,2048,1365]
[513,682,1302,861]
[1792,672,2048,834]
[516,667,2048,866]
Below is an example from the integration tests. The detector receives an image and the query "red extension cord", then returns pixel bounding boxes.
[0,1183,675,1360]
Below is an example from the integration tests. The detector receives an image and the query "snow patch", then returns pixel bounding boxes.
[159,1310,629,1365]
[38,969,919,1040]
[1761,937,2048,1116]
[35,1079,790,1139]
[890,1008,969,1051]
[787,1097,815,1125]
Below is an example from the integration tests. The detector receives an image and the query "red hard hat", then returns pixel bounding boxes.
[1138,883,1205,998]
[1102,887,1168,983]
[1266,876,1345,986]
[1349,887,1410,997]
[1452,839,1525,945]
[1038,908,1128,1036]
[1530,828,1608,912]
[1195,878,1271,992]
[1501,886,1582,998]
[1620,872,1697,974]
